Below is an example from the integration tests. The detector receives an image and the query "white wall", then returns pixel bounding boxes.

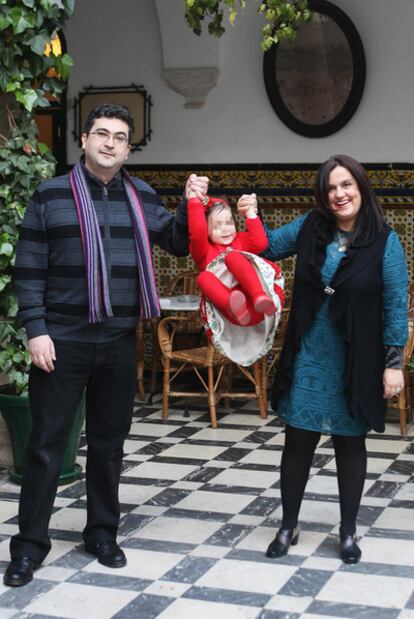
[65,0,414,164]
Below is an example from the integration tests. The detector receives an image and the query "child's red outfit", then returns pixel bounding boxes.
[188,197,284,326]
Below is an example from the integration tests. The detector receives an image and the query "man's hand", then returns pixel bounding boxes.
[383,368,404,399]
[28,335,56,373]
[185,173,209,201]
[237,193,258,219]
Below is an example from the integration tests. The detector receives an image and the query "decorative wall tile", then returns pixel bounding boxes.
[130,166,414,292]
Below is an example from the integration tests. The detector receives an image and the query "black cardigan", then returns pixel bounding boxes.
[271,211,391,432]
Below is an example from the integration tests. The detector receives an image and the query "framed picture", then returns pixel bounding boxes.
[73,85,152,151]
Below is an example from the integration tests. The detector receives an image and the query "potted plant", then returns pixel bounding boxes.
[0,315,85,485]
[0,0,82,484]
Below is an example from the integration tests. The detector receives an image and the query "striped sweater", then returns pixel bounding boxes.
[14,164,189,341]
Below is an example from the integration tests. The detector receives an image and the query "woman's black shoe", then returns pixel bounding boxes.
[340,533,361,564]
[266,525,300,558]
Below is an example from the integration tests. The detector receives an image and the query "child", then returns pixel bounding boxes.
[187,191,284,327]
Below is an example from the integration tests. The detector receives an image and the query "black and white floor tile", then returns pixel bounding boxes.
[0,396,413,619]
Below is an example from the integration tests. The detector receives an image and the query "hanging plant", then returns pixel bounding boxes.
[0,0,75,395]
[184,0,311,51]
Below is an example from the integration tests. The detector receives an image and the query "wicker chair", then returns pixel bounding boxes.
[136,271,201,400]
[164,270,200,297]
[158,313,267,427]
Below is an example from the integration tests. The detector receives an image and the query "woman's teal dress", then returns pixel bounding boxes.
[264,213,408,436]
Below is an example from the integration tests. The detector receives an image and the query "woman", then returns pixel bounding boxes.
[238,155,408,564]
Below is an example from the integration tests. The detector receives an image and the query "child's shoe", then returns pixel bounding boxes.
[229,290,251,326]
[253,293,275,316]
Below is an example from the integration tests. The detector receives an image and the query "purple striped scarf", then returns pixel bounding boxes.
[69,160,160,322]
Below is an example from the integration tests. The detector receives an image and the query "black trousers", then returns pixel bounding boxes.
[10,332,137,562]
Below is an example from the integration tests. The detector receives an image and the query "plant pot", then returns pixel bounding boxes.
[0,391,85,485]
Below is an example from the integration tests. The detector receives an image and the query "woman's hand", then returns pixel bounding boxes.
[237,193,258,219]
[383,368,404,399]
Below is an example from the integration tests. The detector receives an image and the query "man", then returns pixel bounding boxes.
[3,103,208,587]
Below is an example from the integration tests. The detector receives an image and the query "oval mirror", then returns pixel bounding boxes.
[263,0,366,138]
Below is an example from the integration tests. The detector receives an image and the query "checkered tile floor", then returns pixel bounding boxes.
[0,396,413,619]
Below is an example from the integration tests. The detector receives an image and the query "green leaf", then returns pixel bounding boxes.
[0,12,11,30]
[62,0,76,14]
[7,296,19,318]
[36,95,50,108]
[15,88,38,112]
[56,53,74,81]
[0,69,10,91]
[0,185,10,198]
[0,275,11,292]
[0,242,13,257]
[30,33,49,55]
[37,142,49,155]
[6,81,20,92]
[2,47,14,69]
[10,8,34,34]
[20,66,33,78]
[39,0,53,10]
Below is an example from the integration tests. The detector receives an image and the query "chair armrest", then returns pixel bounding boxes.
[158,313,202,356]
[404,320,414,365]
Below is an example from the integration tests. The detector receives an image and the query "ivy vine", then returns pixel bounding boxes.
[0,0,75,394]
[184,0,311,51]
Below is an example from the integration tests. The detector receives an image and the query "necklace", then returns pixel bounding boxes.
[335,230,350,253]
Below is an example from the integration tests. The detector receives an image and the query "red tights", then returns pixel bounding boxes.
[197,251,273,326]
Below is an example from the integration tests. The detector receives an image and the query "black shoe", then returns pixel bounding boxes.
[266,525,300,558]
[3,557,38,587]
[85,540,127,568]
[340,533,361,564]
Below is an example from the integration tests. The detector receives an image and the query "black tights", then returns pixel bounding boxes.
[280,425,367,536]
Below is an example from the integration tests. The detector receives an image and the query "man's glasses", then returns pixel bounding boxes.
[89,129,129,146]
